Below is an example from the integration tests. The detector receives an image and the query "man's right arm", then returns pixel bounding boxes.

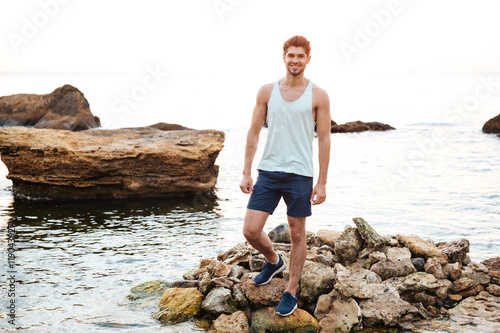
[240,84,272,194]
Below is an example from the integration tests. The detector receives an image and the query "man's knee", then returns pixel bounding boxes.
[243,225,260,241]
[289,229,306,244]
[243,209,268,241]
[242,221,262,242]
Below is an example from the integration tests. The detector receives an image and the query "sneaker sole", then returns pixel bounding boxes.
[275,303,297,317]
[253,262,286,286]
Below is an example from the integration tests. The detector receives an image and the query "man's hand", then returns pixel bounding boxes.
[310,183,326,205]
[240,175,253,194]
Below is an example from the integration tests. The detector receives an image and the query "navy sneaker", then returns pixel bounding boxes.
[253,254,286,285]
[275,292,298,316]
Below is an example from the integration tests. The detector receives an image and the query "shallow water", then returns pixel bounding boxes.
[1,73,499,332]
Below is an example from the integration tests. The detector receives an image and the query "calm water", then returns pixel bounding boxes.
[0,72,499,332]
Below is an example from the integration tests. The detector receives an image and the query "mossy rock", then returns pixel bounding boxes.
[250,307,320,333]
[153,287,204,323]
[127,280,170,301]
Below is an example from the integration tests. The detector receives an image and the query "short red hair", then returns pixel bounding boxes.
[283,35,311,56]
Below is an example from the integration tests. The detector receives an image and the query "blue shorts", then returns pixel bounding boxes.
[247,170,313,218]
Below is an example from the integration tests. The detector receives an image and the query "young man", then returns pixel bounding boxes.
[239,35,331,316]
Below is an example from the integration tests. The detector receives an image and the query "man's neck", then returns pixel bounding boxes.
[283,72,308,88]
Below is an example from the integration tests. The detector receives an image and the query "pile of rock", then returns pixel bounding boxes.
[138,218,499,332]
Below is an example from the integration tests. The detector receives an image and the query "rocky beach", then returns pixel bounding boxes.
[2,0,500,331]
[125,218,500,333]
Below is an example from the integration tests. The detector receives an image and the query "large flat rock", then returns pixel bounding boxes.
[0,126,224,200]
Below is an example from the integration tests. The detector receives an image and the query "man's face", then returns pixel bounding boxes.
[283,46,311,76]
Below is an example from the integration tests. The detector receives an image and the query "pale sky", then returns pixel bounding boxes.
[1,0,500,75]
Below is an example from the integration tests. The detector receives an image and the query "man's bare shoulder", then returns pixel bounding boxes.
[258,82,274,95]
[312,83,330,104]
[256,82,275,103]
[312,83,329,97]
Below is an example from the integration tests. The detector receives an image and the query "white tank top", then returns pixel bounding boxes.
[258,79,315,177]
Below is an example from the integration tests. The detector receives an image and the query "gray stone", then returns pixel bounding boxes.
[334,263,381,299]
[209,277,234,289]
[386,247,412,261]
[310,253,335,267]
[300,261,336,303]
[469,261,489,273]
[384,272,440,293]
[249,255,267,272]
[424,257,445,279]
[434,279,453,299]
[199,272,212,295]
[201,287,238,317]
[461,271,491,286]
[443,262,462,280]
[213,311,249,333]
[413,292,437,307]
[334,226,365,265]
[369,251,386,264]
[210,261,232,277]
[487,284,500,296]
[315,290,362,333]
[370,258,416,280]
[268,223,290,243]
[217,243,257,266]
[229,265,245,279]
[358,284,410,327]
[231,284,249,310]
[316,229,342,247]
[439,239,470,264]
[412,257,426,272]
[469,272,493,287]
[182,268,197,280]
[358,246,377,260]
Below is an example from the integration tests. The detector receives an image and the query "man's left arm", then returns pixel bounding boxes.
[311,88,331,205]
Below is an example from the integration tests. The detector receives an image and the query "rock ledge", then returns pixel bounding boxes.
[0,126,224,200]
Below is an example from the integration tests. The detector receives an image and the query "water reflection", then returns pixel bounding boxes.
[9,195,220,225]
